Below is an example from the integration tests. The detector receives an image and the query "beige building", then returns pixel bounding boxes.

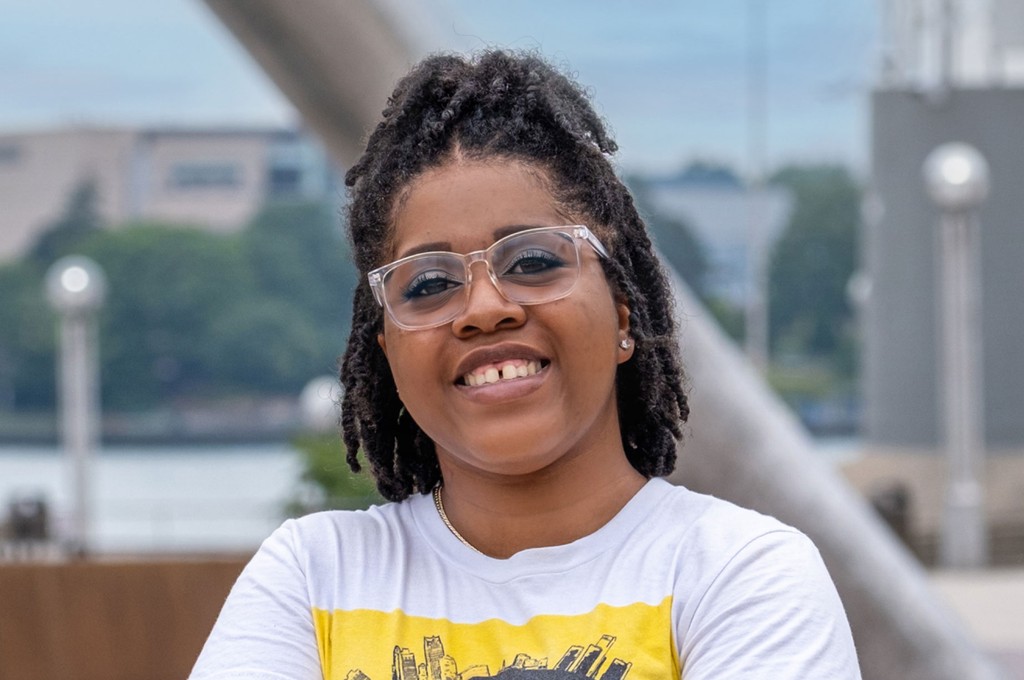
[0,126,337,262]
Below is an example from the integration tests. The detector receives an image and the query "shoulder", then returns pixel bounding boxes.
[270,497,421,565]
[249,493,430,577]
[641,478,805,560]
[646,480,829,610]
[642,482,859,678]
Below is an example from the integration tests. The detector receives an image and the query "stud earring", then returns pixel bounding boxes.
[619,338,631,350]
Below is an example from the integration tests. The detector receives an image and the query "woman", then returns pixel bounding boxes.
[191,50,859,679]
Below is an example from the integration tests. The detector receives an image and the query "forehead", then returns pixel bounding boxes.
[387,160,572,258]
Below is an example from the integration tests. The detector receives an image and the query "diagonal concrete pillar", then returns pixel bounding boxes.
[669,275,1007,679]
[201,0,417,167]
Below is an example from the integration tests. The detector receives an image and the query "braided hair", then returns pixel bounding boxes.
[341,50,688,501]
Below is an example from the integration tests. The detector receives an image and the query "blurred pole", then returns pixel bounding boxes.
[45,256,106,557]
[745,0,769,371]
[923,142,990,569]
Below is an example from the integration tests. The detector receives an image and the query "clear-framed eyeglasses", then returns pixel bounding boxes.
[368,225,610,331]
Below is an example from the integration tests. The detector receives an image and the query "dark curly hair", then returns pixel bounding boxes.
[340,50,688,502]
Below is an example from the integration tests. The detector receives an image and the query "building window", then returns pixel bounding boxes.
[268,165,302,197]
[168,162,241,189]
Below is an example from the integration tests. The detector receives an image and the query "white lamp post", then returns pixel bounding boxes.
[299,375,341,433]
[45,256,106,557]
[922,142,989,569]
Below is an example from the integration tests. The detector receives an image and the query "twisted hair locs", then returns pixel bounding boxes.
[340,50,689,501]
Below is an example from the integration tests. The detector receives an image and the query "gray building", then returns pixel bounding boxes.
[866,89,1024,448]
[866,0,1024,450]
[0,126,338,262]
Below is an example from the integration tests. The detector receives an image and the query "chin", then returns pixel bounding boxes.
[446,437,567,478]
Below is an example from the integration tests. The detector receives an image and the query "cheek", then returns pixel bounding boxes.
[382,329,444,401]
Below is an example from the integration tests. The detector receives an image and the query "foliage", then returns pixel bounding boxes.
[205,298,325,393]
[287,434,383,514]
[0,262,56,409]
[29,180,104,266]
[702,296,745,343]
[767,165,860,373]
[76,223,255,408]
[241,200,357,370]
[0,189,361,414]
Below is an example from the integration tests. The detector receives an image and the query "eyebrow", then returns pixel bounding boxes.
[394,224,553,260]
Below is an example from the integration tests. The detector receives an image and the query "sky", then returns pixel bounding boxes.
[0,0,877,175]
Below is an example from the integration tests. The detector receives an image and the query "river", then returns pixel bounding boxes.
[0,443,305,554]
[0,438,860,555]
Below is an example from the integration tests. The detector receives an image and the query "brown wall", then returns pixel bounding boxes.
[0,557,247,680]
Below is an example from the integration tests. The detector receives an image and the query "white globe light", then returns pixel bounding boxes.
[45,256,107,313]
[300,375,342,432]
[60,266,91,294]
[923,143,990,212]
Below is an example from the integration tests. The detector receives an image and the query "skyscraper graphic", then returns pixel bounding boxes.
[572,635,615,677]
[424,635,445,680]
[345,670,372,680]
[599,659,632,680]
[392,645,418,680]
[554,646,583,671]
[440,655,458,680]
[460,664,491,679]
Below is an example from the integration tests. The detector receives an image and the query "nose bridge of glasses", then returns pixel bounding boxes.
[464,251,506,299]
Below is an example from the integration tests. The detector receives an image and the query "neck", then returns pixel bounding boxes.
[435,454,646,559]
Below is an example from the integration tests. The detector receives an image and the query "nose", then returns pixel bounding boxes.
[451,260,527,336]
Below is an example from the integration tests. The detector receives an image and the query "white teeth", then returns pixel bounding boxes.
[462,360,543,386]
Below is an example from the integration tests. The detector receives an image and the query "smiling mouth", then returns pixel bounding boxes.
[459,359,548,387]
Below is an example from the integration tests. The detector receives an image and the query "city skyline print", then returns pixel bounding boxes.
[312,596,676,679]
[343,632,633,680]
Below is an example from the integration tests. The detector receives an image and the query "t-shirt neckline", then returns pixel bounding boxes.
[410,477,672,583]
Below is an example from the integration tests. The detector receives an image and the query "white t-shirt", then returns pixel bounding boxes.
[190,478,860,679]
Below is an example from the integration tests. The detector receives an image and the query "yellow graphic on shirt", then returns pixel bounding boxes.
[312,597,677,680]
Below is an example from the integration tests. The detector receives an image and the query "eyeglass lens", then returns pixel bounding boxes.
[381,230,582,328]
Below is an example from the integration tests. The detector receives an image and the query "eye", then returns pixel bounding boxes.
[502,248,567,276]
[401,269,463,300]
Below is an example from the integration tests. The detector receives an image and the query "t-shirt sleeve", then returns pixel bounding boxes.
[189,519,323,680]
[678,529,861,679]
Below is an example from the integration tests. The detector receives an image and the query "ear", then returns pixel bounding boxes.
[616,301,634,364]
[377,332,388,358]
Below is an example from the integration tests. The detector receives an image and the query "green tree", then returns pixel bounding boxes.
[77,223,256,408]
[29,180,104,266]
[0,262,55,409]
[241,200,358,366]
[287,434,383,514]
[206,298,325,393]
[767,165,860,366]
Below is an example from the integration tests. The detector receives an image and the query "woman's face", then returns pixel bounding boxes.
[377,159,634,481]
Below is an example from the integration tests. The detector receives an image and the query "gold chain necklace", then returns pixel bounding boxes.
[433,485,482,554]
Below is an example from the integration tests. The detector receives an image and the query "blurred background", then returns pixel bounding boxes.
[0,1,1022,678]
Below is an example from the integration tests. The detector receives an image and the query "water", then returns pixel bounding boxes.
[0,443,304,554]
[0,438,861,555]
